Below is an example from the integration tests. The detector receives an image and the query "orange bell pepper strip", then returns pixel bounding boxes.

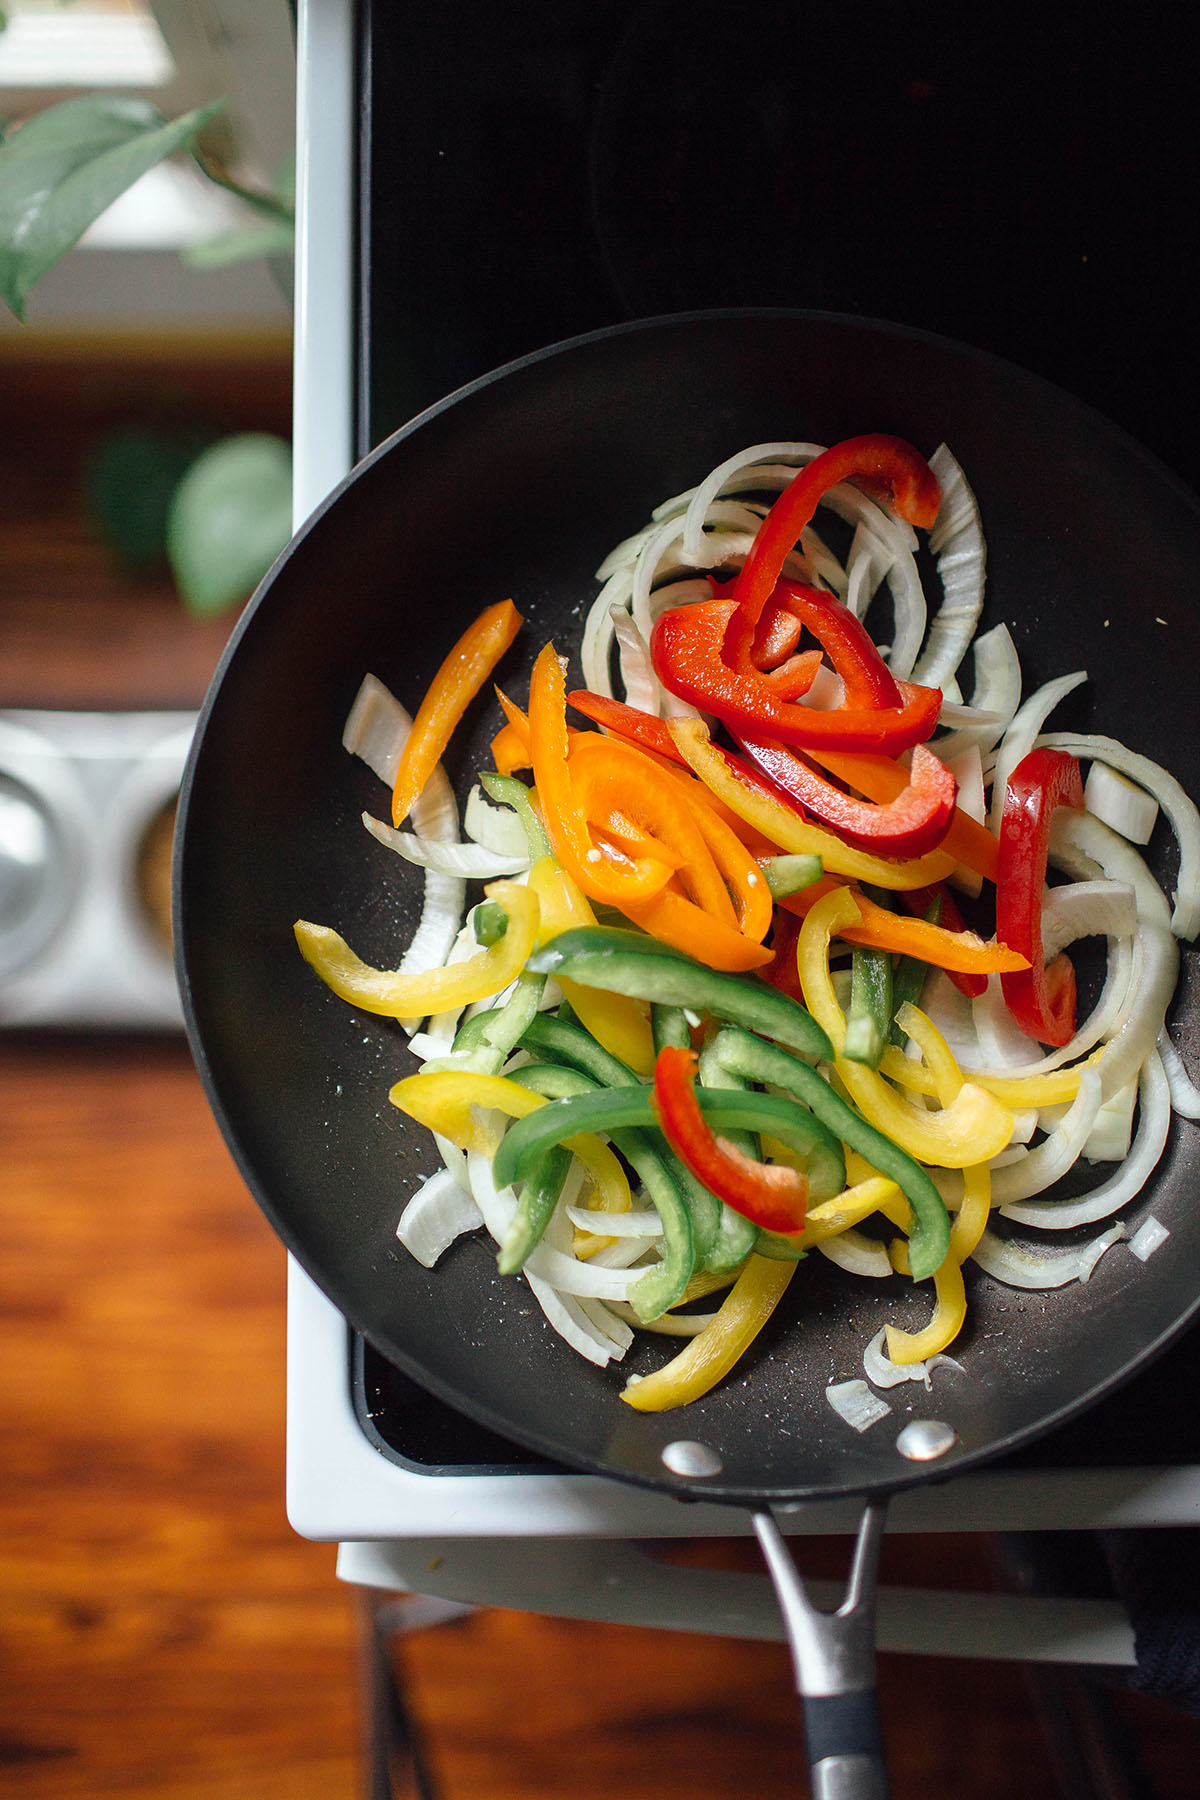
[622,884,774,972]
[566,731,737,927]
[490,718,532,776]
[528,642,674,906]
[778,877,1029,976]
[391,598,522,825]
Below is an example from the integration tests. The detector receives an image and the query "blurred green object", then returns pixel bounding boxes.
[166,433,292,618]
[0,94,224,320]
[84,426,210,572]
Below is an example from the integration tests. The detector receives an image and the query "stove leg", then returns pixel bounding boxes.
[356,1589,441,1800]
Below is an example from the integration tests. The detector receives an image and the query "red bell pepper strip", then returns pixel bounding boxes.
[730,434,941,632]
[808,747,1001,884]
[996,747,1085,1047]
[651,1045,808,1235]
[733,736,956,859]
[651,599,943,755]
[719,577,903,710]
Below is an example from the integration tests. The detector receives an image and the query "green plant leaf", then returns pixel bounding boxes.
[166,432,292,618]
[0,93,224,319]
[181,213,295,270]
[84,425,210,571]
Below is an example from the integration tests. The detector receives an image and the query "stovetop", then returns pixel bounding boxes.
[338,1,1200,1487]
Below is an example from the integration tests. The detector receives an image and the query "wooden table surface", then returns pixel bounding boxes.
[3,342,1197,1799]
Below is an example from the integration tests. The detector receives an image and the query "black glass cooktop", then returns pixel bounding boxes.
[348,1,1200,1476]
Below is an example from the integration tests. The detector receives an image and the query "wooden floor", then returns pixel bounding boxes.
[3,341,1199,1799]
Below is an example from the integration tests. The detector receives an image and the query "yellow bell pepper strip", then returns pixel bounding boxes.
[387,1067,629,1273]
[620,1252,797,1411]
[524,854,656,1075]
[653,1045,810,1235]
[797,1173,904,1245]
[295,879,539,1020]
[698,1026,948,1278]
[388,1067,545,1153]
[390,598,522,825]
[876,1041,1103,1110]
[778,877,1030,976]
[807,747,1001,885]
[796,886,1015,1171]
[666,717,960,890]
[528,642,674,907]
[884,1257,968,1365]
[894,1002,991,1266]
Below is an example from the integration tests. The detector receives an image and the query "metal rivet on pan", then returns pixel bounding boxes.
[661,1439,724,1478]
[896,1419,958,1462]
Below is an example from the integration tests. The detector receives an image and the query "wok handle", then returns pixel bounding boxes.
[753,1503,890,1800]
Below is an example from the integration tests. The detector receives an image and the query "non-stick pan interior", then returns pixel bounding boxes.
[176,311,1200,1503]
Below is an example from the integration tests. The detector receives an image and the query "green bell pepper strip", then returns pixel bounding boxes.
[692,1038,770,1272]
[887,895,939,1047]
[479,771,552,861]
[492,1083,845,1215]
[510,1029,728,1273]
[506,1061,698,1317]
[701,1026,951,1279]
[437,971,546,1073]
[526,926,832,1062]
[651,1002,693,1053]
[843,946,892,1069]
[473,899,510,946]
[495,1145,572,1276]
[760,853,825,899]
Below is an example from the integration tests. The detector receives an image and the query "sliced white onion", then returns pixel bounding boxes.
[523,1271,628,1366]
[1084,761,1159,847]
[970,1221,1123,1289]
[362,813,527,878]
[988,1069,1103,1206]
[1157,1028,1200,1119]
[680,442,822,562]
[606,1300,719,1337]
[912,445,986,690]
[464,784,529,857]
[1038,731,1200,940]
[862,1329,930,1388]
[817,1230,894,1278]
[1129,1217,1170,1262]
[342,676,467,1025]
[826,1379,891,1432]
[934,623,1022,764]
[1081,1080,1137,1163]
[987,670,1089,832]
[610,606,661,714]
[342,672,409,785]
[566,1205,664,1237]
[1000,1051,1171,1230]
[396,1167,483,1267]
[522,1243,654,1301]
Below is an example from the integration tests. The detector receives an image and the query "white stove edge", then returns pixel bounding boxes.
[287,1257,1200,1546]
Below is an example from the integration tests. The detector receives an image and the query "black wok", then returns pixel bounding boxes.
[175,310,1200,1794]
